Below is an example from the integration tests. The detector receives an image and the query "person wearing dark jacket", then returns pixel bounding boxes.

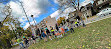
[36,28,42,40]
[46,28,52,40]
[55,24,59,31]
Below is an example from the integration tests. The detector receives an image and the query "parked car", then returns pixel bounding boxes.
[97,8,111,17]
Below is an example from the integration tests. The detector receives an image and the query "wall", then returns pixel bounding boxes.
[45,16,57,30]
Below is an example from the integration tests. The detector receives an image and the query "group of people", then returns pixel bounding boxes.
[17,20,81,49]
[36,23,75,42]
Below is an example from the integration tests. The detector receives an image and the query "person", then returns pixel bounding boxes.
[31,35,36,44]
[50,26,56,38]
[36,28,42,40]
[28,37,32,45]
[55,24,59,32]
[61,27,65,35]
[46,27,52,40]
[41,29,47,42]
[75,21,78,27]
[69,25,74,33]
[65,26,69,32]
[17,38,25,48]
[77,19,80,26]
[23,37,29,47]
[55,30,62,38]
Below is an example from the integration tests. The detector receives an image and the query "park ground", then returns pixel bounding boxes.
[28,16,111,49]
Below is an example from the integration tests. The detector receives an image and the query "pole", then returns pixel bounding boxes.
[31,15,36,26]
[31,15,37,37]
[19,1,31,26]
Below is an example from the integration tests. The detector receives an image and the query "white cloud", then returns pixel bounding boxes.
[24,21,36,29]
[63,7,76,14]
[54,0,59,4]
[52,8,56,11]
[7,0,52,29]
[0,3,6,21]
[50,7,75,19]
[80,0,93,7]
[50,10,60,18]
[23,22,30,29]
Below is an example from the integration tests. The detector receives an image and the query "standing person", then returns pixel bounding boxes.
[23,37,29,47]
[69,25,74,33]
[28,37,32,45]
[50,26,56,38]
[75,21,78,27]
[31,34,36,44]
[77,19,80,26]
[61,27,66,36]
[41,29,47,42]
[45,27,52,40]
[36,28,42,40]
[65,25,69,32]
[55,24,59,32]
[17,38,25,48]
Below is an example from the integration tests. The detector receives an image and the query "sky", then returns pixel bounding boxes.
[0,0,93,29]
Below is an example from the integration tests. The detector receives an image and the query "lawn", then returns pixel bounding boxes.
[29,17,111,49]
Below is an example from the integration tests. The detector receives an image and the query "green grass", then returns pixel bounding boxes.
[29,17,111,49]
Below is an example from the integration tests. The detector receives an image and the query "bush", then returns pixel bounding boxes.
[0,37,7,49]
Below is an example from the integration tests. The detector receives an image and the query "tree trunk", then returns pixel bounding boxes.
[78,10,86,27]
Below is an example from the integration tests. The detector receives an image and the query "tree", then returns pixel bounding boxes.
[24,29,32,37]
[56,0,86,27]
[16,27,24,36]
[0,26,14,49]
[0,5,21,48]
[57,17,65,26]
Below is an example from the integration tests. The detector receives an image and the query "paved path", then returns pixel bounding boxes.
[84,15,111,24]
[11,46,28,49]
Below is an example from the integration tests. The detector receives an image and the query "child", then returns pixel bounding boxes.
[55,30,62,38]
[61,27,66,35]
[41,30,47,42]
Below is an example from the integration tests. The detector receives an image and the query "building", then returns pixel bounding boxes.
[80,3,93,21]
[37,16,57,30]
[93,0,111,12]
[37,19,47,29]
[45,16,56,30]
[68,10,78,22]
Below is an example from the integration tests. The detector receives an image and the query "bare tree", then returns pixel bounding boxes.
[56,0,86,27]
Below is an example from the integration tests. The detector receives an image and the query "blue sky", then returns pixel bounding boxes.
[1,0,92,29]
[35,0,86,23]
[35,0,58,23]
